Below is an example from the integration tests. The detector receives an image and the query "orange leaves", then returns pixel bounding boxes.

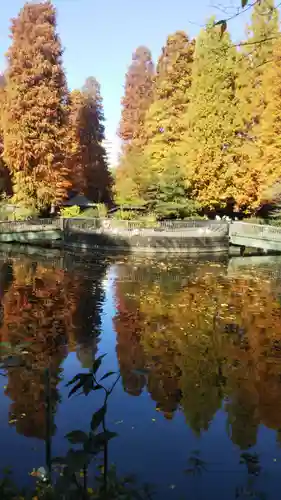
[3,1,71,208]
[68,81,111,204]
[118,46,155,144]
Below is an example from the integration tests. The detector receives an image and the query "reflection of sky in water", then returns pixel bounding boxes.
[1,255,281,498]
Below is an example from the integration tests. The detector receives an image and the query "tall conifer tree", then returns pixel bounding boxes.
[235,0,280,210]
[143,31,194,168]
[69,78,112,203]
[180,20,239,211]
[3,1,73,210]
[118,46,155,146]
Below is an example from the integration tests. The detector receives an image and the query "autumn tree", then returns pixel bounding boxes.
[118,46,155,146]
[234,0,280,210]
[0,74,5,133]
[131,32,195,216]
[247,38,281,207]
[0,76,11,197]
[66,90,85,195]
[114,147,149,206]
[143,32,194,167]
[179,21,240,212]
[0,75,12,196]
[2,1,73,210]
[69,78,112,203]
[238,0,279,128]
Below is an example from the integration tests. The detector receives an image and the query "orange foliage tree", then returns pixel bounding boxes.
[0,75,12,196]
[2,1,73,210]
[69,77,112,203]
[118,46,155,147]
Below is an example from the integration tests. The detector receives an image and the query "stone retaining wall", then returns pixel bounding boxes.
[64,228,228,254]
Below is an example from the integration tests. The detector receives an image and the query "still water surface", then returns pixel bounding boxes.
[1,249,281,499]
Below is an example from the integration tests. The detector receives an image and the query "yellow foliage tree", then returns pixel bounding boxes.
[179,21,240,211]
[248,38,281,208]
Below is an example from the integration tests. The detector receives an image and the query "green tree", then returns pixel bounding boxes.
[114,147,147,206]
[179,20,239,212]
[142,151,200,218]
[2,1,73,210]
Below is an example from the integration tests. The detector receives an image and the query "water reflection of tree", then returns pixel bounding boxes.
[64,258,108,368]
[0,260,68,438]
[0,254,108,439]
[114,279,146,396]
[114,259,281,446]
[0,260,14,328]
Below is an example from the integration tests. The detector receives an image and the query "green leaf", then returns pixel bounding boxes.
[91,405,106,431]
[93,430,118,446]
[65,373,83,387]
[82,375,94,395]
[93,384,103,391]
[65,430,88,444]
[67,374,93,398]
[83,435,100,454]
[67,380,85,398]
[92,354,106,375]
[241,0,248,7]
[100,371,116,381]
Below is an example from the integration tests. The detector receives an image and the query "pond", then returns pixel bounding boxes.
[1,248,281,499]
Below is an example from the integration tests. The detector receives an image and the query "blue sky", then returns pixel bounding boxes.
[0,0,249,163]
